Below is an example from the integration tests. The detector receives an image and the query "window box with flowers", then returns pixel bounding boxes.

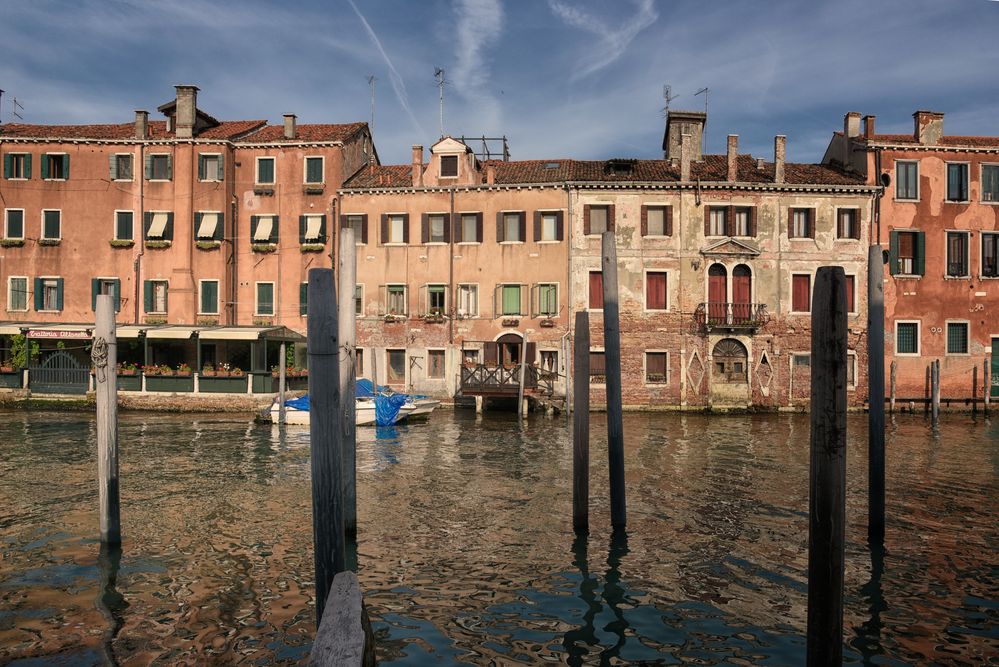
[424,310,445,324]
[144,365,194,392]
[196,241,221,251]
[109,239,134,249]
[198,363,247,393]
[251,243,277,253]
[1,239,25,248]
[300,243,325,253]
[0,361,21,389]
[145,240,172,249]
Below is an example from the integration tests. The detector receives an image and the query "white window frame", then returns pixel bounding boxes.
[538,348,560,373]
[945,229,971,278]
[894,160,919,202]
[40,209,62,241]
[789,208,813,239]
[643,349,670,385]
[385,348,408,385]
[148,280,169,315]
[199,153,222,183]
[588,204,610,236]
[111,153,134,182]
[945,319,970,356]
[354,283,364,317]
[386,213,407,245]
[426,347,447,380]
[535,282,559,317]
[148,153,172,182]
[981,162,999,205]
[4,208,25,240]
[456,283,479,318]
[846,350,857,391]
[255,281,276,316]
[500,211,524,244]
[425,283,447,316]
[43,152,68,181]
[5,153,29,180]
[198,279,220,316]
[255,156,276,185]
[458,212,481,245]
[7,276,29,312]
[644,205,670,238]
[38,275,62,312]
[835,208,861,241]
[945,161,970,203]
[303,155,325,185]
[426,212,448,245]
[538,210,561,243]
[439,154,459,179]
[894,320,921,357]
[790,271,813,314]
[113,209,134,241]
[386,283,407,316]
[643,269,670,313]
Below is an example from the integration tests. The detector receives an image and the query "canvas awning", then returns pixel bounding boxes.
[252,216,274,241]
[148,212,169,238]
[115,325,145,339]
[196,213,219,239]
[304,215,322,241]
[145,325,200,340]
[0,323,26,336]
[199,326,305,342]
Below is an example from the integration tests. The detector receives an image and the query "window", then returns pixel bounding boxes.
[427,214,447,243]
[198,154,222,182]
[384,214,407,244]
[457,284,478,317]
[386,285,406,315]
[110,154,133,181]
[147,154,171,180]
[847,352,856,389]
[586,205,610,235]
[890,230,924,276]
[299,214,325,244]
[38,277,63,312]
[8,277,27,311]
[4,209,24,239]
[789,209,813,239]
[537,283,558,317]
[355,285,363,316]
[256,157,275,184]
[646,352,667,384]
[983,233,999,278]
[793,353,811,368]
[540,350,558,372]
[355,349,364,377]
[643,205,670,236]
[460,213,480,243]
[440,155,458,177]
[255,282,275,316]
[387,349,406,383]
[427,284,446,315]
[200,280,219,315]
[42,210,61,240]
[946,231,969,277]
[539,212,560,241]
[144,280,168,314]
[896,161,918,200]
[732,207,751,236]
[304,156,324,184]
[845,275,856,313]
[501,284,522,316]
[500,212,523,243]
[896,322,920,355]
[708,207,728,236]
[195,212,222,241]
[91,278,120,312]
[983,165,999,203]
[145,212,173,241]
[837,209,860,240]
[646,272,667,311]
[300,282,308,316]
[342,214,367,244]
[588,271,603,310]
[947,163,969,202]
[42,153,68,180]
[946,322,969,355]
[589,351,606,383]
[3,153,30,179]
[115,211,134,241]
[792,274,811,313]
[428,350,446,379]
[463,348,480,365]
[250,215,278,244]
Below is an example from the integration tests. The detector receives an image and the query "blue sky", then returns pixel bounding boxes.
[2,0,997,165]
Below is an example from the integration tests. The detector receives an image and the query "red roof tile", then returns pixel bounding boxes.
[840,132,999,148]
[237,122,367,143]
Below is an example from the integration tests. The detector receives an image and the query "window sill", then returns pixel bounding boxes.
[4,177,28,181]
[834,238,862,242]
[499,241,525,245]
[198,179,222,184]
[145,240,172,249]
[38,239,61,246]
[456,241,481,246]
[382,243,408,247]
[981,200,999,206]
[536,239,562,244]
[895,353,921,357]
[644,381,669,386]
[424,242,448,246]
[893,274,922,280]
[147,179,172,183]
[641,235,671,240]
[253,186,275,196]
[894,198,919,203]
[944,275,971,280]
[1,239,25,247]
[109,240,135,248]
[945,352,971,357]
[112,178,134,183]
[36,310,63,314]
[43,179,67,182]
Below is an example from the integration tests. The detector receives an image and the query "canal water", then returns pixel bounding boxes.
[0,409,995,665]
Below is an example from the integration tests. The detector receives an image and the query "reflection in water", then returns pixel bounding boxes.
[851,541,886,664]
[96,543,127,667]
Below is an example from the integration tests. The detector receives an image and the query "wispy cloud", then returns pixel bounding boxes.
[547,0,657,80]
[346,0,424,134]
[451,0,505,130]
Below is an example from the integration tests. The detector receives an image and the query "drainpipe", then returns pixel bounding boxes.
[134,142,145,324]
[564,181,573,413]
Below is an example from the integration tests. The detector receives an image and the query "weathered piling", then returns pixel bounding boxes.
[601,232,627,529]
[931,359,940,425]
[309,571,375,667]
[518,332,528,417]
[807,267,848,666]
[985,357,991,416]
[308,268,345,624]
[572,311,590,533]
[338,226,358,538]
[279,342,287,425]
[93,294,121,545]
[867,245,885,544]
[972,365,978,416]
[889,361,897,414]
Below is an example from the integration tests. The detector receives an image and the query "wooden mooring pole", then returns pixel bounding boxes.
[572,311,590,533]
[867,245,885,545]
[985,357,991,417]
[931,359,940,426]
[972,365,978,416]
[338,226,358,539]
[94,294,121,545]
[601,231,626,530]
[807,267,848,666]
[518,332,528,417]
[889,360,896,414]
[279,342,287,425]
[308,268,345,625]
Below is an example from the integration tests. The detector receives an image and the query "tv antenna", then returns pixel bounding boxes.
[694,87,709,154]
[434,67,447,138]
[366,75,376,133]
[12,96,24,122]
[661,84,678,117]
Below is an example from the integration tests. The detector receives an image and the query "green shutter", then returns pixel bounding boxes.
[319,215,326,242]
[143,281,153,313]
[215,212,224,241]
[91,278,99,311]
[299,215,307,244]
[217,155,224,181]
[915,231,925,276]
[41,154,49,179]
[24,154,31,179]
[144,153,153,179]
[3,153,10,179]
[34,278,43,311]
[300,282,308,315]
[62,155,69,180]
[163,284,168,312]
[55,278,64,311]
[109,154,118,180]
[271,216,279,244]
[197,155,205,181]
[502,285,520,315]
[250,215,258,240]
[193,212,202,239]
[165,155,172,180]
[113,279,121,312]
[888,231,899,276]
[165,213,174,241]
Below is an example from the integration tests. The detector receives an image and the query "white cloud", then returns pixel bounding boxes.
[547,0,657,80]
[450,0,505,133]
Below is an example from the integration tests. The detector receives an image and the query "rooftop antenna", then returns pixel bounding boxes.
[661,84,678,117]
[12,96,24,122]
[694,86,709,154]
[434,67,447,138]
[366,75,376,134]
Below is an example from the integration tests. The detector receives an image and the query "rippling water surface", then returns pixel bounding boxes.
[0,409,996,665]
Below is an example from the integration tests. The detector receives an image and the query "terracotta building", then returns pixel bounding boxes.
[824,111,999,401]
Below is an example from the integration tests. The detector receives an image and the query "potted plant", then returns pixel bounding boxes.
[216,363,231,378]
[0,360,14,373]
[117,362,138,376]
[231,366,244,377]
[201,363,216,377]
[158,364,175,377]
[142,364,158,376]
[176,363,192,377]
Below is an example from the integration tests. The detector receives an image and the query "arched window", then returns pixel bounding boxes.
[712,338,748,383]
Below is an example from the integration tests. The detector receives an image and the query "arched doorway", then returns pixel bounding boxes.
[732,264,752,323]
[484,333,536,366]
[707,264,727,324]
[712,338,748,383]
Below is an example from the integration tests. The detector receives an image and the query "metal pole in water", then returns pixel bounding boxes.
[307,268,345,625]
[572,311,590,533]
[94,294,121,546]
[601,231,626,530]
[279,342,286,425]
[807,267,848,666]
[867,245,885,545]
[338,226,358,539]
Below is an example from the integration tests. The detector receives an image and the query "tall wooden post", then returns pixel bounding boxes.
[985,357,991,417]
[93,295,121,545]
[338,227,358,538]
[931,359,940,425]
[278,342,287,425]
[867,245,885,545]
[807,267,848,666]
[307,268,345,625]
[572,312,590,533]
[518,332,528,417]
[601,231,626,529]
[972,365,978,416]
[889,361,896,414]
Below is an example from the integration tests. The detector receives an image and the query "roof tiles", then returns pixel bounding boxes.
[0,119,366,143]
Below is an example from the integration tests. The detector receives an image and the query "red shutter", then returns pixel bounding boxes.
[442,213,450,243]
[584,205,591,236]
[339,214,347,229]
[534,211,542,242]
[793,275,811,312]
[608,204,616,232]
[380,214,388,244]
[421,213,429,244]
[589,272,604,309]
[704,206,711,236]
[556,211,564,240]
[641,205,648,236]
[476,213,483,242]
[496,211,504,242]
[590,352,606,375]
[402,213,409,243]
[452,213,462,243]
[749,207,757,237]
[845,275,855,312]
[646,272,667,310]
[665,206,673,236]
[484,342,498,365]
[809,210,816,239]
[526,342,536,364]
[518,212,526,243]
[360,215,368,244]
[726,205,735,237]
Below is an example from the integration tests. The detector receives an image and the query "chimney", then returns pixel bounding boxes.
[174,84,198,139]
[134,110,149,140]
[774,135,786,184]
[283,114,297,140]
[756,157,765,170]
[485,164,496,185]
[913,110,944,145]
[863,114,876,139]
[844,112,861,139]
[727,135,739,182]
[680,134,692,182]
[664,110,706,161]
[411,145,423,187]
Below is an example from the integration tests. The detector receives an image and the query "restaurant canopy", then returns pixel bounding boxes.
[0,323,305,342]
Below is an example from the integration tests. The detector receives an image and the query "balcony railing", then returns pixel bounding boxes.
[459,363,557,397]
[694,302,769,332]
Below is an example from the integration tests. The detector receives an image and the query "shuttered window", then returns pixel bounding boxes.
[37,278,64,312]
[200,280,219,315]
[946,232,969,277]
[588,206,609,235]
[355,285,363,316]
[42,154,69,179]
[538,284,558,316]
[198,154,223,182]
[256,157,275,185]
[792,274,811,313]
[305,157,324,184]
[588,271,603,309]
[147,154,171,180]
[341,214,368,244]
[643,206,670,236]
[115,211,133,241]
[946,163,969,202]
[845,275,855,313]
[8,276,28,311]
[4,209,24,239]
[890,230,924,276]
[457,284,477,316]
[387,349,406,383]
[501,285,521,315]
[646,272,667,310]
[589,351,605,382]
[91,278,121,312]
[896,161,918,200]
[983,233,999,277]
[790,209,813,238]
[110,154,133,181]
[387,285,406,315]
[42,210,61,240]
[300,282,309,316]
[646,352,667,384]
[440,155,458,177]
[255,283,275,316]
[3,153,31,179]
[837,209,860,239]
[428,350,446,379]
[708,207,727,236]
[143,280,168,314]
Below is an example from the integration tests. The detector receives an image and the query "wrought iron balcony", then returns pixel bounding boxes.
[694,302,769,332]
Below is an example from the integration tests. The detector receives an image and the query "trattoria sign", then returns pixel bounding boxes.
[27,329,91,340]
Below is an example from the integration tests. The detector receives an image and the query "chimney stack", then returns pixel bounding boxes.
[283,114,297,140]
[485,164,496,185]
[844,112,861,139]
[174,85,198,139]
[411,145,424,187]
[863,114,876,139]
[134,110,149,140]
[680,134,692,182]
[913,110,944,145]
[774,135,786,184]
[664,110,706,161]
[726,135,739,182]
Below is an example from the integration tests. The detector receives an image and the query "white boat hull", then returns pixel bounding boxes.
[271,400,415,426]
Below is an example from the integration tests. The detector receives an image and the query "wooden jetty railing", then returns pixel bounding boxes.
[459,363,557,397]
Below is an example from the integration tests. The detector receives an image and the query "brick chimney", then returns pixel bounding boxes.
[913,110,944,145]
[283,114,297,139]
[411,145,423,187]
[485,164,496,185]
[680,134,692,182]
[174,85,198,139]
[727,135,739,182]
[774,135,786,184]
[844,112,861,138]
[863,114,876,139]
[134,110,149,140]
[664,110,706,161]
